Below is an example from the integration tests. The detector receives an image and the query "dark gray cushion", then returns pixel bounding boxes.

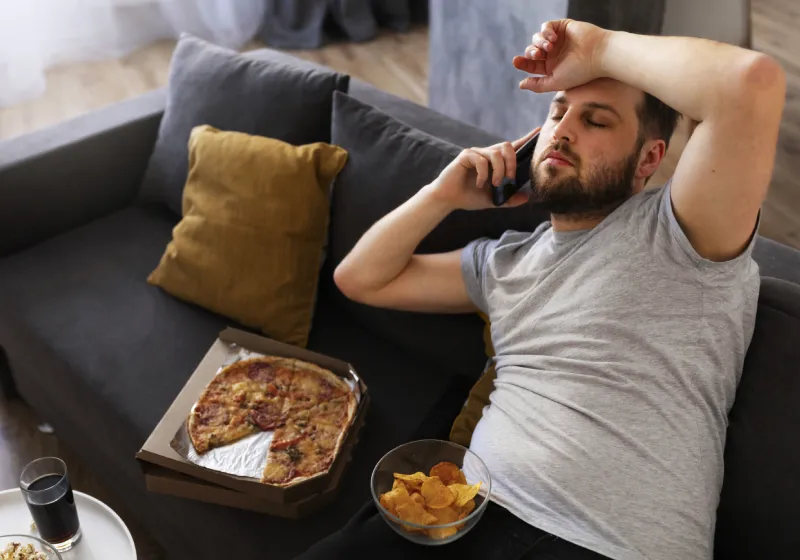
[0,204,460,559]
[138,34,349,215]
[753,236,800,285]
[715,277,800,559]
[328,92,548,378]
[348,79,503,149]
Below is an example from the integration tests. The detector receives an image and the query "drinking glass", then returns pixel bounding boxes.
[19,458,81,552]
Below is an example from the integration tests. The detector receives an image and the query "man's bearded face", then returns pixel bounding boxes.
[528,136,642,217]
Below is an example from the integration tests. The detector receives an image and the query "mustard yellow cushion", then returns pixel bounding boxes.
[147,125,348,347]
[450,313,496,447]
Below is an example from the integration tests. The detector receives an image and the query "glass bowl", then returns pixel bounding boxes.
[0,535,63,559]
[370,439,491,546]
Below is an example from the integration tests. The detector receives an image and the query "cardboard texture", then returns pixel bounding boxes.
[136,328,369,516]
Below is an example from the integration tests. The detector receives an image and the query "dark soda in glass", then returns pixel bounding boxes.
[20,458,82,551]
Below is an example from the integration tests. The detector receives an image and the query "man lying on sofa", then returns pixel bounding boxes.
[297,18,786,560]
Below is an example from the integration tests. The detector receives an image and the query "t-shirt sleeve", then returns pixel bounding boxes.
[460,237,499,315]
[650,180,760,281]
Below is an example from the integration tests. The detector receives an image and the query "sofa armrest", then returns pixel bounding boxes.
[0,89,166,257]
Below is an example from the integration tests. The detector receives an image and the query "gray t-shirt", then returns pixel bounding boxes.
[460,183,759,560]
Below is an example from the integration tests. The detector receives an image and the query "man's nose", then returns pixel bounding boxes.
[552,112,576,144]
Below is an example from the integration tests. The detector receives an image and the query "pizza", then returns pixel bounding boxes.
[187,355,357,487]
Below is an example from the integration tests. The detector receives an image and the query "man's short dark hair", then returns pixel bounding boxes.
[637,93,681,151]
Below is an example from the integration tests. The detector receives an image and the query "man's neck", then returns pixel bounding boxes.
[550,213,606,232]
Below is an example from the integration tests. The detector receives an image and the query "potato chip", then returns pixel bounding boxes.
[395,501,438,526]
[448,482,481,508]
[392,479,407,492]
[380,485,412,515]
[459,498,476,515]
[427,525,458,540]
[393,472,430,491]
[410,492,426,506]
[429,461,467,486]
[425,506,461,540]
[430,505,460,524]
[421,477,456,509]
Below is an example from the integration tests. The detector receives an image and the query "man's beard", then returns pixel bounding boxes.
[529,139,641,218]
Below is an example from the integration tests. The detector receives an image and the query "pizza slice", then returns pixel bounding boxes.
[246,395,287,431]
[288,360,351,408]
[188,401,259,454]
[188,356,294,454]
[269,414,308,451]
[308,395,357,427]
[242,356,295,397]
[261,435,333,485]
[261,447,296,485]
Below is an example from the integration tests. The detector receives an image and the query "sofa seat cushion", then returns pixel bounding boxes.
[0,204,462,558]
[0,205,230,443]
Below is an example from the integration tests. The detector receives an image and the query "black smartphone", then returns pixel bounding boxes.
[491,132,539,207]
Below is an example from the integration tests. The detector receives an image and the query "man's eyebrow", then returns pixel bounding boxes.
[550,96,623,120]
[585,102,622,120]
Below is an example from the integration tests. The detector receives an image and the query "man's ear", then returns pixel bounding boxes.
[636,139,666,181]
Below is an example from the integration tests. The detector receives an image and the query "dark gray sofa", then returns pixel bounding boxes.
[0,48,799,560]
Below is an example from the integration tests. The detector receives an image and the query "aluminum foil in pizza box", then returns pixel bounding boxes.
[169,341,363,488]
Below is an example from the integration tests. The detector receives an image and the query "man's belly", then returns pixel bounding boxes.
[464,382,718,560]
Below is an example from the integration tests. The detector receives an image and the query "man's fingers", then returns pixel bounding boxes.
[474,148,506,186]
[498,142,516,179]
[488,149,506,186]
[524,43,546,59]
[539,21,558,43]
[531,33,550,52]
[528,46,546,60]
[460,150,490,188]
[512,56,546,76]
[511,127,542,151]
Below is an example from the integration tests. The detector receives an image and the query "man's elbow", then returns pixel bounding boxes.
[735,53,786,110]
[333,263,370,304]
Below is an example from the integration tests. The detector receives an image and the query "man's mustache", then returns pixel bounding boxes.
[536,141,580,167]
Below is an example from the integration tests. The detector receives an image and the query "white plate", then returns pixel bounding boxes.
[0,488,136,560]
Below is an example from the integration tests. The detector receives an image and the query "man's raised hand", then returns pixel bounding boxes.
[425,127,542,211]
[512,19,608,93]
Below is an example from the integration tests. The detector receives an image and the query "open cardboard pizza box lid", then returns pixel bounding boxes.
[136,327,369,517]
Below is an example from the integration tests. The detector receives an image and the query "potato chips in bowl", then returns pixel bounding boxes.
[371,440,491,545]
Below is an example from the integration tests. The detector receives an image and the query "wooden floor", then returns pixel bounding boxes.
[0,3,798,557]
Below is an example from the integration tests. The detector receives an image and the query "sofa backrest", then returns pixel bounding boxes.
[321,91,549,380]
[714,277,800,559]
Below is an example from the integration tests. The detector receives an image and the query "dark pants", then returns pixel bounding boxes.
[296,501,610,560]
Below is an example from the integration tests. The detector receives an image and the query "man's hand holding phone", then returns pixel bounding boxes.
[424,127,541,211]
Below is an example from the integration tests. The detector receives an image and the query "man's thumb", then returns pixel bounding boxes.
[519,76,556,93]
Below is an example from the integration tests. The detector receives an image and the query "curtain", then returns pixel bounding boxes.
[259,0,428,49]
[0,0,267,108]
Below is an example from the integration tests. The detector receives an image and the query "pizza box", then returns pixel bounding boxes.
[136,327,369,513]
